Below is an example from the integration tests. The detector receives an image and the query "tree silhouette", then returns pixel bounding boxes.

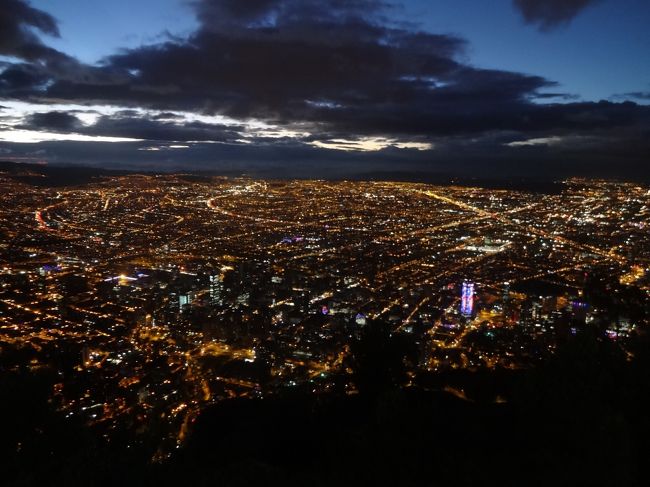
[346,321,417,402]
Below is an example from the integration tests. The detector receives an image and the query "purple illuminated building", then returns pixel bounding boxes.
[461,281,474,317]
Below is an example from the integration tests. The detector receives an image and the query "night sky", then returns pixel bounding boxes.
[1,0,649,180]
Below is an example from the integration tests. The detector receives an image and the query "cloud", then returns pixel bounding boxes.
[0,0,60,61]
[82,113,246,142]
[24,111,83,131]
[310,137,432,152]
[0,1,125,102]
[0,0,561,138]
[15,109,281,144]
[612,91,650,102]
[4,0,641,145]
[513,0,600,30]
[0,0,648,180]
[507,136,565,147]
[0,129,141,144]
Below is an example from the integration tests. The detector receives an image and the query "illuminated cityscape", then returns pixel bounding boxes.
[2,171,649,466]
[2,0,650,484]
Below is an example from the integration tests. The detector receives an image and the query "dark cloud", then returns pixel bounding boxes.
[0,0,648,180]
[39,0,463,129]
[513,0,600,30]
[0,0,556,138]
[17,110,248,142]
[4,0,642,143]
[85,115,245,142]
[0,61,51,95]
[0,1,121,101]
[151,112,186,120]
[24,111,82,131]
[0,0,61,61]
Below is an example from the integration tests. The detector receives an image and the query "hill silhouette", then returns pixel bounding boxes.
[2,324,649,486]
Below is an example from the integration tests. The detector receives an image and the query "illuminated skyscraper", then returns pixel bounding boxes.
[179,291,195,311]
[179,293,191,309]
[461,281,474,317]
[210,274,224,306]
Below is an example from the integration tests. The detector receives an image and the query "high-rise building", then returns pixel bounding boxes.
[210,274,224,306]
[461,281,474,317]
[179,292,194,311]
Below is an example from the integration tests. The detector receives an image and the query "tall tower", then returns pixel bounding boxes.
[461,281,474,317]
[210,273,224,306]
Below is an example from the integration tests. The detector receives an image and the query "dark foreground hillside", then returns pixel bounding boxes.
[2,329,650,487]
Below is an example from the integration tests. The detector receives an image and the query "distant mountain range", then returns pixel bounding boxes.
[0,160,577,193]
